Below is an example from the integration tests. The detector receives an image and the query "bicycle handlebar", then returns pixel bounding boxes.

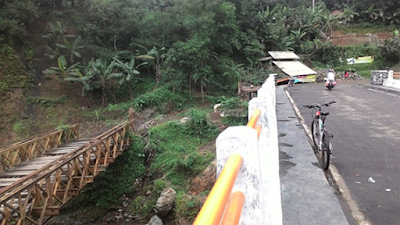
[302,101,336,109]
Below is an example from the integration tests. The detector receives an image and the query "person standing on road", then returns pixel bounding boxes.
[288,76,295,87]
[344,70,349,81]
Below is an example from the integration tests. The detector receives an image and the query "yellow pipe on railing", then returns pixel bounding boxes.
[247,108,261,129]
[220,191,245,225]
[194,154,243,225]
[255,125,262,139]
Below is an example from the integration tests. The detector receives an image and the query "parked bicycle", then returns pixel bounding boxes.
[303,101,336,170]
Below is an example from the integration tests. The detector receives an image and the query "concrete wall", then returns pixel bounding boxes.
[371,70,400,89]
[216,74,282,225]
[384,70,400,89]
[371,70,389,85]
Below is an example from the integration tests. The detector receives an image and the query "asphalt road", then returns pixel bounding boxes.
[286,81,400,225]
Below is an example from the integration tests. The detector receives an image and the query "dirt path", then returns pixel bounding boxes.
[329,30,393,46]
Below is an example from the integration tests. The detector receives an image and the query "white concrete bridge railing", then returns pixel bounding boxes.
[216,74,282,224]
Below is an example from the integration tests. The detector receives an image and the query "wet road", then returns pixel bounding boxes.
[286,81,400,225]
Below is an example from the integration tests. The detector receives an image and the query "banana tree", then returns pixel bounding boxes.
[87,58,123,107]
[44,45,60,60]
[136,47,167,84]
[56,36,84,63]
[364,6,378,22]
[320,10,338,38]
[42,21,75,61]
[193,65,213,102]
[43,56,80,94]
[290,28,307,51]
[64,63,94,97]
[113,57,147,100]
[223,61,244,96]
[42,21,65,43]
[390,10,400,25]
[341,5,359,24]
[277,36,295,51]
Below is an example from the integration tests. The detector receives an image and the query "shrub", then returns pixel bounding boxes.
[221,116,248,126]
[219,97,248,111]
[12,118,37,137]
[217,97,248,124]
[132,87,187,113]
[149,116,216,189]
[379,39,400,63]
[26,96,70,106]
[175,191,202,220]
[184,108,219,140]
[67,136,146,208]
[0,0,40,45]
[13,121,27,137]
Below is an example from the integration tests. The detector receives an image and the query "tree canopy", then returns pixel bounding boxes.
[0,0,398,104]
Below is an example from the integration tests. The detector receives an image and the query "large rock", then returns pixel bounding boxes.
[154,188,176,216]
[146,215,163,225]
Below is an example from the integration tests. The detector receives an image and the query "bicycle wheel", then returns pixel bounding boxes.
[321,130,330,170]
[311,119,319,148]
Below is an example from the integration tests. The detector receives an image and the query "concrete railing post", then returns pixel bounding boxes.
[216,126,264,224]
[214,73,282,225]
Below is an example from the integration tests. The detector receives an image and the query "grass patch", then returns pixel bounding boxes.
[26,95,70,106]
[175,191,203,220]
[13,117,37,138]
[149,109,218,189]
[45,107,68,127]
[132,87,188,113]
[82,108,108,122]
[107,86,190,115]
[337,23,397,35]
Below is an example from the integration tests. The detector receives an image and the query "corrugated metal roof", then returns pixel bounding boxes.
[273,61,316,76]
[268,51,300,60]
[258,56,273,62]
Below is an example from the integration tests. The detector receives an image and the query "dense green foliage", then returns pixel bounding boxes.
[148,118,217,186]
[1,0,398,110]
[65,136,146,208]
[0,46,31,98]
[132,87,188,113]
[26,95,70,106]
[0,46,32,133]
[125,111,217,220]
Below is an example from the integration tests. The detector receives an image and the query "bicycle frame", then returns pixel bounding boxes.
[314,109,326,151]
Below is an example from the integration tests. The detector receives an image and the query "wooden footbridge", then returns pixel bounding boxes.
[0,121,135,225]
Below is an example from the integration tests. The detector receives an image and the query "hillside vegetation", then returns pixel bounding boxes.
[0,0,399,223]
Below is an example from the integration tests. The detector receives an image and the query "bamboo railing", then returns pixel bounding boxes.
[0,121,135,224]
[0,125,79,172]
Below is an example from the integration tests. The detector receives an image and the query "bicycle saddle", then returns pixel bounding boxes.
[321,111,329,116]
